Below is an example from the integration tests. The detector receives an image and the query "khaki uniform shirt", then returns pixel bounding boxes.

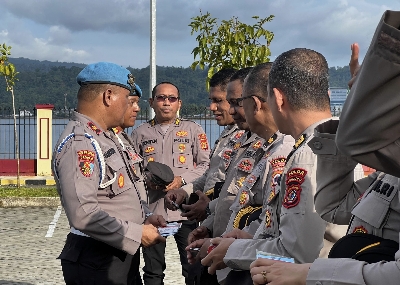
[52,111,144,255]
[223,120,329,270]
[306,117,400,285]
[181,124,243,196]
[224,132,294,235]
[336,10,400,178]
[131,118,210,221]
[112,128,151,215]
[201,132,265,238]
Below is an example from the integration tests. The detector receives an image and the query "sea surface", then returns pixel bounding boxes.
[0,118,225,159]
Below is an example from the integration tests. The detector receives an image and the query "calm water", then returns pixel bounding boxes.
[0,118,225,159]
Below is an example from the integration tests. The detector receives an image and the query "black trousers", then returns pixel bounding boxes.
[142,220,197,285]
[225,270,253,285]
[59,233,141,285]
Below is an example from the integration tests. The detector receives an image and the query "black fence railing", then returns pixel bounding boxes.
[1,106,224,159]
[0,107,37,159]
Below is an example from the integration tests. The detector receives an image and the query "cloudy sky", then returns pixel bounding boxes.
[0,0,398,69]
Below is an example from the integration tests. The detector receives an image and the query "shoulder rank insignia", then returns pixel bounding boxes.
[178,154,186,164]
[118,173,124,188]
[87,122,102,135]
[178,144,186,152]
[283,168,307,209]
[294,134,306,149]
[176,130,188,137]
[198,133,209,151]
[353,226,368,234]
[144,146,155,153]
[238,159,253,172]
[265,210,272,228]
[77,150,95,177]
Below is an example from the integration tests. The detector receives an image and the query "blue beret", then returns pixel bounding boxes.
[132,83,142,98]
[77,62,136,93]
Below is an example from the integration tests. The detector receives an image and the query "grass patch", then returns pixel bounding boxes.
[0,186,59,198]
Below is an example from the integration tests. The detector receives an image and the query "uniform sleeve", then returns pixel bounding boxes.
[224,151,326,270]
[308,120,377,224]
[336,11,400,177]
[55,139,143,255]
[307,245,400,285]
[181,169,209,195]
[180,124,210,183]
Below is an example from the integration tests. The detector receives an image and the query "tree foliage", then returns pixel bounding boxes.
[189,11,275,88]
[0,44,18,89]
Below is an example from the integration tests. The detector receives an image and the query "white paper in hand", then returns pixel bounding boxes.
[158,222,182,237]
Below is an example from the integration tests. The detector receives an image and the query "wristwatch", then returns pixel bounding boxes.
[181,177,187,186]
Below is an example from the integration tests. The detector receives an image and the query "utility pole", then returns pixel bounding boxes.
[149,0,156,120]
[64,93,67,116]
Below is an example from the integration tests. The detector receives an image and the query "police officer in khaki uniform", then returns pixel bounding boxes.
[336,10,400,178]
[130,81,210,285]
[164,68,243,222]
[250,12,400,285]
[246,48,335,285]
[52,62,164,285]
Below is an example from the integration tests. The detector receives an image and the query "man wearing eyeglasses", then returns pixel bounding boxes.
[131,81,211,285]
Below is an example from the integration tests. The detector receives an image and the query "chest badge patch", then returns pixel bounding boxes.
[198,133,209,151]
[237,176,246,188]
[222,149,233,160]
[118,173,124,188]
[253,140,262,149]
[77,150,95,177]
[148,157,154,162]
[233,142,241,150]
[239,190,249,206]
[144,146,155,153]
[238,159,253,172]
[178,144,186,152]
[176,130,188,137]
[179,155,186,164]
[283,168,307,209]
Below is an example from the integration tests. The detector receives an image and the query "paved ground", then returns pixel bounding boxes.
[0,207,185,285]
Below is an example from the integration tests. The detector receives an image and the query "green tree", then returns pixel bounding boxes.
[0,43,21,187]
[189,11,274,88]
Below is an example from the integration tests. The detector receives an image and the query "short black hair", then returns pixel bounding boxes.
[151,81,180,98]
[244,62,273,100]
[230,67,253,84]
[268,48,330,111]
[209,68,238,91]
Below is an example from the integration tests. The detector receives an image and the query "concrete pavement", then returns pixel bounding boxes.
[0,207,186,284]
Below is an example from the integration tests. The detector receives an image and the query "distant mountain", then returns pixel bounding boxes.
[9,57,86,72]
[0,58,351,111]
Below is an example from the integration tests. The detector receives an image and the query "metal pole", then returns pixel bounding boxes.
[149,0,156,120]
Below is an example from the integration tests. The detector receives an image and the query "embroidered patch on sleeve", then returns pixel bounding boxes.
[283,168,307,209]
[353,226,368,234]
[198,133,209,150]
[77,150,95,177]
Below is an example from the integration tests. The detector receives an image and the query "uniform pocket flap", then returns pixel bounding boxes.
[351,193,389,228]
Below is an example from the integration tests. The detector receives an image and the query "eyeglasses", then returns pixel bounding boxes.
[230,95,267,108]
[154,95,180,103]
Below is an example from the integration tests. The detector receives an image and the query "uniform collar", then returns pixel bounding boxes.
[221,124,240,138]
[149,117,181,127]
[293,118,332,150]
[72,111,107,136]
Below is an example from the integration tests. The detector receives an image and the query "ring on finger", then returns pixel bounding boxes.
[261,270,267,283]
